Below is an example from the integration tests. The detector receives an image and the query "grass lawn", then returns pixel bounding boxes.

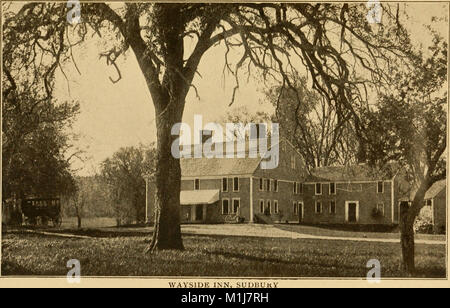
[1,231,446,278]
[276,224,446,242]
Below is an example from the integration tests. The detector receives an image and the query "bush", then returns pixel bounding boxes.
[371,208,384,220]
[414,216,433,234]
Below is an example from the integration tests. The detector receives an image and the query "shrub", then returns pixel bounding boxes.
[371,207,384,220]
[414,216,433,234]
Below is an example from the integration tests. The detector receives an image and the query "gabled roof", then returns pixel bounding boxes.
[425,179,446,200]
[180,137,282,177]
[181,157,261,177]
[306,163,398,182]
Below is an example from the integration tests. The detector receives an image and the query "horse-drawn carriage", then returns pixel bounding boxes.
[21,198,62,227]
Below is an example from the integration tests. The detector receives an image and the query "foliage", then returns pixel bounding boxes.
[62,176,111,224]
[100,144,157,224]
[371,207,384,220]
[414,217,434,235]
[2,3,81,200]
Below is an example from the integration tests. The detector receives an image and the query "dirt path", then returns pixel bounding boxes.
[181,224,446,245]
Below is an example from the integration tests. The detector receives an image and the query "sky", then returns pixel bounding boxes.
[49,2,448,176]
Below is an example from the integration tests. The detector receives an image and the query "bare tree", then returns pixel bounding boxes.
[266,75,358,169]
[3,3,411,251]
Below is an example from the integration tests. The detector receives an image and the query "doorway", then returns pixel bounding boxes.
[194,204,204,221]
[345,201,359,223]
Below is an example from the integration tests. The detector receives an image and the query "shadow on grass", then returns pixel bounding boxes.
[1,261,39,276]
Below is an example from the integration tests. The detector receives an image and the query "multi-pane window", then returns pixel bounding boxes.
[377,203,385,216]
[232,199,240,214]
[274,180,278,192]
[293,182,297,194]
[329,183,336,195]
[377,181,384,193]
[266,179,271,191]
[267,200,271,214]
[259,200,265,213]
[330,200,336,214]
[297,182,303,194]
[222,199,229,214]
[315,201,323,214]
[233,177,239,192]
[425,200,432,207]
[259,178,264,191]
[293,201,298,214]
[274,200,279,214]
[222,178,228,192]
[315,183,322,195]
[194,179,200,190]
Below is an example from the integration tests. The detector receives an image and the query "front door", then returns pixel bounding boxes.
[195,204,203,221]
[348,202,357,223]
[298,203,303,222]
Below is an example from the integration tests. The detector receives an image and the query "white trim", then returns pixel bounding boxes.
[315,200,323,214]
[274,179,279,192]
[259,199,265,213]
[431,199,435,225]
[259,177,264,191]
[345,201,360,223]
[222,198,230,215]
[250,176,254,223]
[298,201,304,221]
[231,198,240,214]
[293,201,298,214]
[222,177,228,192]
[233,177,239,192]
[377,202,385,216]
[274,200,279,214]
[194,178,200,190]
[329,182,336,195]
[315,183,322,195]
[269,179,273,192]
[267,199,272,214]
[377,181,384,194]
[329,200,336,214]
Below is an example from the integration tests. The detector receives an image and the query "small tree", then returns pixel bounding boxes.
[101,144,156,224]
[365,34,447,274]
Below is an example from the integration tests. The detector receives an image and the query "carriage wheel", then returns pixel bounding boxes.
[52,216,62,228]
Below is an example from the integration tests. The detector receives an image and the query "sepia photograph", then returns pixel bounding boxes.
[0,0,448,287]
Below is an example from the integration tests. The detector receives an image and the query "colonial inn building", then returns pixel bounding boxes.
[146,138,412,226]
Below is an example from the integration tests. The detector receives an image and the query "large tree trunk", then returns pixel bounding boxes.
[148,98,184,251]
[400,212,415,275]
[400,181,428,275]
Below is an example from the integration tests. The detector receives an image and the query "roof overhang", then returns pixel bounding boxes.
[180,189,220,205]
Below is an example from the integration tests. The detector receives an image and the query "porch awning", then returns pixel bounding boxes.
[180,189,220,205]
